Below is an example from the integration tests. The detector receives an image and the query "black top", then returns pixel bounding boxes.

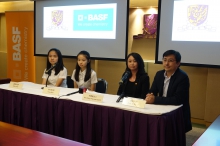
[117,73,149,99]
[124,81,136,97]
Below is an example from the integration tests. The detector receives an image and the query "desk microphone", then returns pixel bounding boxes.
[45,63,57,74]
[41,64,57,89]
[66,91,79,96]
[119,71,130,85]
[116,92,125,102]
[56,90,79,100]
[66,87,86,96]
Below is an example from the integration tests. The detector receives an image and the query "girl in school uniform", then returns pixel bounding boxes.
[42,48,67,87]
[71,50,97,91]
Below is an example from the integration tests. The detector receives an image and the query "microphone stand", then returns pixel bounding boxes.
[42,71,51,89]
[116,79,128,102]
[45,72,51,87]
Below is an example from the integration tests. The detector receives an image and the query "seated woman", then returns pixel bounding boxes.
[42,48,67,87]
[71,50,97,91]
[117,52,149,99]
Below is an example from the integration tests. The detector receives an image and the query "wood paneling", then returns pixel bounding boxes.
[205,68,220,122]
[181,66,207,119]
[97,60,125,94]
[0,52,7,78]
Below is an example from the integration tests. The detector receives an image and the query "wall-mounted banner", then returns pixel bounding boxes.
[5,11,35,82]
[133,14,158,39]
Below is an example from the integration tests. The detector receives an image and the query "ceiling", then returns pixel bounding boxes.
[130,0,158,8]
[0,0,159,8]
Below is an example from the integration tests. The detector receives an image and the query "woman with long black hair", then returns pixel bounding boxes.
[117,52,149,99]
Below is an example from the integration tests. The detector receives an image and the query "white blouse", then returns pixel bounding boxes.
[42,67,67,88]
[71,69,97,90]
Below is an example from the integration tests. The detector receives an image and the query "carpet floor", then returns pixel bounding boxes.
[186,124,206,146]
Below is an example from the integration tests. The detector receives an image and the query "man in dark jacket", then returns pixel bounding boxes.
[145,50,192,133]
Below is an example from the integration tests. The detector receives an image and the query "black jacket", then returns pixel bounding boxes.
[150,68,192,133]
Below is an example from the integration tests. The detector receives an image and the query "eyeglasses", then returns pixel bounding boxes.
[162,58,176,63]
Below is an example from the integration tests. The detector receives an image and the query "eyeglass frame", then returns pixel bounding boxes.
[162,58,176,63]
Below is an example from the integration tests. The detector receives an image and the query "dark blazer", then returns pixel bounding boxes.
[150,68,192,133]
[117,73,149,99]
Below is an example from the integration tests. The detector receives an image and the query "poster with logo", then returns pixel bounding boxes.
[5,11,35,82]
[172,0,220,42]
[43,3,117,39]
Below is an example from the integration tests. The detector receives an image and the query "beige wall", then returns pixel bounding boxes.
[0,13,7,78]
[1,2,220,123]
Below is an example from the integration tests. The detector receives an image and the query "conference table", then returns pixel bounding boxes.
[0,121,90,146]
[0,82,186,146]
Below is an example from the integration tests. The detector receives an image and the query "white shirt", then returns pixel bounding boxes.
[42,67,67,88]
[162,71,175,97]
[71,69,97,90]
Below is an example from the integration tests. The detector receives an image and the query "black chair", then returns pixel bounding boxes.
[0,78,11,84]
[95,78,108,93]
[67,76,74,88]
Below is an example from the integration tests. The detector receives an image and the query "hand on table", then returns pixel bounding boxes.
[145,93,155,104]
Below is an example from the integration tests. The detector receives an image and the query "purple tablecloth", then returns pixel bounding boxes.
[0,88,185,146]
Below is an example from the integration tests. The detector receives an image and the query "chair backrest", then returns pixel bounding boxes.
[67,76,74,88]
[95,78,108,93]
[0,78,11,84]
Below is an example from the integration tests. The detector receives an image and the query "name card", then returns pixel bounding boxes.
[43,87,60,96]
[9,82,23,89]
[122,97,146,109]
[82,92,103,103]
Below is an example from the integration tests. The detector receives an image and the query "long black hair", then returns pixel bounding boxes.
[125,52,147,77]
[46,48,64,75]
[74,50,92,82]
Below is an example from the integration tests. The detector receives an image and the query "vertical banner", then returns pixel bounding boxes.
[5,11,35,82]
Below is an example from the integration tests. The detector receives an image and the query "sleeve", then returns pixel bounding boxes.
[71,69,76,81]
[91,70,98,84]
[140,74,150,99]
[42,69,47,79]
[58,67,67,78]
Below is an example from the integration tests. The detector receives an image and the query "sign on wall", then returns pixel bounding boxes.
[5,11,35,82]
[133,14,158,39]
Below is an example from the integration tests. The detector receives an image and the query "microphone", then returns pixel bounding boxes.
[119,71,130,85]
[116,92,125,102]
[45,64,57,74]
[57,90,79,100]
[66,90,79,96]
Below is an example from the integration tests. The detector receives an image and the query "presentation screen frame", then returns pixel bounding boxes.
[34,0,129,61]
[156,0,220,68]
